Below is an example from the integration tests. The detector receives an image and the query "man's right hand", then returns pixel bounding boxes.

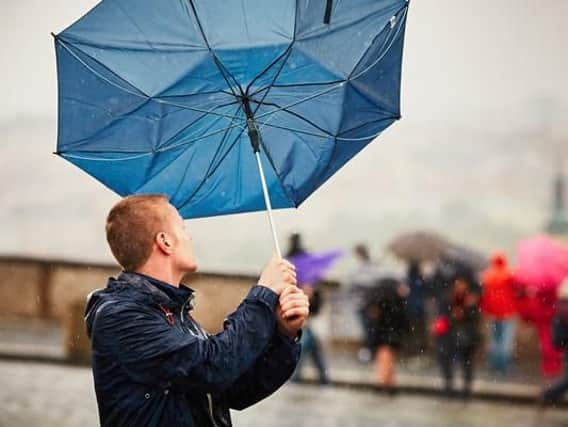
[259,255,297,295]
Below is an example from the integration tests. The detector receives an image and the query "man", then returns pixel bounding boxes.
[85,195,309,426]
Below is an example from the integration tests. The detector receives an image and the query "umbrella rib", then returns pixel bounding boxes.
[245,0,298,96]
[58,33,207,52]
[60,98,239,153]
[57,39,148,98]
[58,39,239,122]
[347,15,394,80]
[250,79,346,99]
[252,91,399,142]
[254,82,344,121]
[349,6,408,81]
[154,99,239,151]
[155,121,245,153]
[159,90,234,99]
[60,120,247,158]
[172,107,244,206]
[186,0,243,98]
[251,46,294,117]
[254,121,329,140]
[175,111,247,212]
[59,98,153,151]
[256,121,322,168]
[59,152,154,162]
[255,114,399,143]
[152,97,244,121]
[245,45,293,97]
[336,116,397,138]
[250,99,333,137]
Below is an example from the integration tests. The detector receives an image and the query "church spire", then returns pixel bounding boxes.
[546,166,568,235]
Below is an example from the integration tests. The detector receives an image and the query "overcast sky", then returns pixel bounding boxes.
[1,0,567,276]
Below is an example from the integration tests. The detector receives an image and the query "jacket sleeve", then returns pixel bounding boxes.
[224,331,301,410]
[92,285,278,394]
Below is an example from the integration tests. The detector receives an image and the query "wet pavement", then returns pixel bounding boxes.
[0,360,566,427]
[0,320,550,402]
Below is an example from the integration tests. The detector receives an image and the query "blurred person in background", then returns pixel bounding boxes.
[363,277,409,392]
[512,280,563,379]
[434,270,481,398]
[480,252,517,375]
[405,261,429,354]
[287,233,329,385]
[542,279,568,405]
[85,195,309,427]
[349,244,393,362]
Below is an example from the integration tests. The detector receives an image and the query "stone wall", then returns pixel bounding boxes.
[0,257,259,362]
[0,256,256,332]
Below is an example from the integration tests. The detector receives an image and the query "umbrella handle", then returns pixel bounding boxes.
[254,151,282,259]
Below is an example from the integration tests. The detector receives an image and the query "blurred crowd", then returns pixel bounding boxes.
[286,232,568,405]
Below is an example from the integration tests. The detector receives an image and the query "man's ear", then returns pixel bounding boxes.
[155,232,173,255]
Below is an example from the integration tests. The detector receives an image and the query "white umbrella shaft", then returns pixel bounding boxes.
[254,151,282,259]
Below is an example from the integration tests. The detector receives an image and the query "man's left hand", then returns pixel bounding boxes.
[276,285,309,340]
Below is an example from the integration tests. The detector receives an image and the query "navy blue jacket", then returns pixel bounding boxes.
[85,272,301,426]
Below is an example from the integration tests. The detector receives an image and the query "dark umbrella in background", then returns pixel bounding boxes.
[387,231,450,263]
[53,0,410,258]
[444,244,488,273]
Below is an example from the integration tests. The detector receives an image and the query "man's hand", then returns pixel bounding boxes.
[259,255,297,295]
[276,286,309,339]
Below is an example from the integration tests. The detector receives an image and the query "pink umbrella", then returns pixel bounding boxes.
[514,235,568,291]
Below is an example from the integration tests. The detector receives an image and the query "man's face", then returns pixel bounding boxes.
[164,203,198,274]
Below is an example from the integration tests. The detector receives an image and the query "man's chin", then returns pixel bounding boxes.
[185,263,198,274]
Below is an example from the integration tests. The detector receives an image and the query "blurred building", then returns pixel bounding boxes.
[546,171,568,240]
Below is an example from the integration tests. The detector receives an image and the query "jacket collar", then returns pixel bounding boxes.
[111,271,195,310]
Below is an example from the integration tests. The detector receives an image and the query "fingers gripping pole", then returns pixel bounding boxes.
[254,150,282,259]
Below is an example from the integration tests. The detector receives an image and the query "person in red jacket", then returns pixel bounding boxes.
[480,252,517,375]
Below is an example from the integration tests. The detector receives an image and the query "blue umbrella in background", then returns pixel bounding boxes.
[54,0,409,257]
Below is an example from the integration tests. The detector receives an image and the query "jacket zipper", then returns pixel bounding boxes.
[180,297,190,324]
[180,297,217,427]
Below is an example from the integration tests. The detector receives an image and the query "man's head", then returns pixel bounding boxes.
[105,195,197,275]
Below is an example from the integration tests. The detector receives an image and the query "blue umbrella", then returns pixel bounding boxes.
[54,0,409,256]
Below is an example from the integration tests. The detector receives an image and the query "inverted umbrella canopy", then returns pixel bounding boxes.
[54,0,409,221]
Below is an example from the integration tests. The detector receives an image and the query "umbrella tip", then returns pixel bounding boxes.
[50,32,57,39]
